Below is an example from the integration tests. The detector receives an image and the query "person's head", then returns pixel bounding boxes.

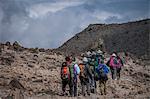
[86,51,92,57]
[80,53,85,57]
[91,51,96,56]
[111,52,117,57]
[97,50,103,55]
[83,57,88,63]
[65,56,70,62]
[62,62,67,67]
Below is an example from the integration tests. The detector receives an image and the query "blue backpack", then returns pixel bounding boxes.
[95,64,109,80]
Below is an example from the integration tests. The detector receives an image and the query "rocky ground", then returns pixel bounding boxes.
[0,42,150,99]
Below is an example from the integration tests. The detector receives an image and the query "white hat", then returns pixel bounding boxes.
[97,50,103,54]
[112,53,117,57]
[92,51,96,55]
[86,51,91,56]
[83,57,88,62]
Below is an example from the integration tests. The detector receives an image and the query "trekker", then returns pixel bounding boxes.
[107,52,123,80]
[86,51,96,93]
[93,50,105,88]
[116,54,123,80]
[60,62,70,96]
[69,57,80,97]
[95,60,109,95]
[88,54,97,93]
[96,50,105,63]
[64,56,74,96]
[78,59,90,96]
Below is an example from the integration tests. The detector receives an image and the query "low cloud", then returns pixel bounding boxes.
[28,1,85,18]
[0,0,149,48]
[93,11,122,22]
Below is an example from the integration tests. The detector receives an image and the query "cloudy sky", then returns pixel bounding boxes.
[0,0,149,48]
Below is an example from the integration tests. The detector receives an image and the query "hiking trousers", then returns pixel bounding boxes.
[116,68,121,80]
[69,78,77,97]
[110,67,117,80]
[62,80,69,94]
[99,79,107,95]
[88,75,96,93]
[80,77,90,96]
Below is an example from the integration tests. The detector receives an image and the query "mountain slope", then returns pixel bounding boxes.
[0,43,150,99]
[58,19,150,57]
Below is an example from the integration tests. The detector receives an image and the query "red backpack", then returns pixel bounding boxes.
[61,62,70,80]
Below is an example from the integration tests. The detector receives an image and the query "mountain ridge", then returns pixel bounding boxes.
[58,19,150,58]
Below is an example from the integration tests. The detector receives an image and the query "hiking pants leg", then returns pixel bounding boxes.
[104,81,106,95]
[94,75,97,89]
[62,80,68,93]
[81,79,85,96]
[88,76,92,88]
[88,76,95,90]
[113,68,117,80]
[111,68,117,80]
[91,76,96,93]
[73,79,77,97]
[110,67,114,79]
[99,80,103,95]
[86,80,90,95]
[92,75,95,88]
[69,80,73,96]
[99,80,106,95]
[81,82,85,95]
[117,68,121,79]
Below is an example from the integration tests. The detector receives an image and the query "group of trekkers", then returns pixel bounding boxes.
[60,49,124,97]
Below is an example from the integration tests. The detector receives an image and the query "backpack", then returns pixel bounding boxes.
[61,62,70,80]
[95,64,108,81]
[103,64,110,74]
[89,60,95,73]
[79,63,87,78]
[113,57,119,65]
[69,62,80,79]
[109,57,121,68]
[99,68,106,78]
[99,68,108,81]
